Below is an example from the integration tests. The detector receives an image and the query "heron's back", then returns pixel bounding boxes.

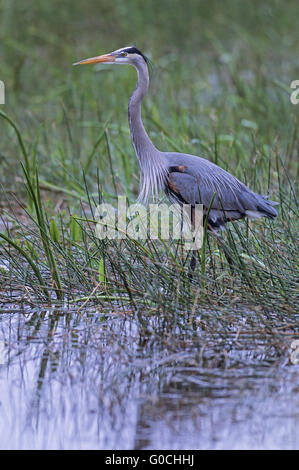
[163,152,278,228]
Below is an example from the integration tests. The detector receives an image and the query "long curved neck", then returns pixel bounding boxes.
[128,61,157,162]
[128,60,167,203]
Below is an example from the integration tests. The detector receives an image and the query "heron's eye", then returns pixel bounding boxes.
[120,51,127,57]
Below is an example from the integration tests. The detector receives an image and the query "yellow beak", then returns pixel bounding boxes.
[73,53,115,66]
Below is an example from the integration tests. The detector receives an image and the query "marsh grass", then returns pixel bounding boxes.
[0,0,298,354]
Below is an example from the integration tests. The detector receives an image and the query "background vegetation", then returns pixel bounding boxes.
[0,0,298,326]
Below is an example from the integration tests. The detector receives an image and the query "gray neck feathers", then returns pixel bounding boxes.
[128,61,167,203]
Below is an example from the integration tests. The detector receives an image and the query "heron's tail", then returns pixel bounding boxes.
[245,195,278,220]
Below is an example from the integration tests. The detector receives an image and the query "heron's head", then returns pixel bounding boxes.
[73,46,149,67]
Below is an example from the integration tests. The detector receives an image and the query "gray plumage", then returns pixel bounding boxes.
[74,46,278,229]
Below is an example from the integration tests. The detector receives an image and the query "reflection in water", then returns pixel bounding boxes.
[135,368,299,449]
[0,309,298,449]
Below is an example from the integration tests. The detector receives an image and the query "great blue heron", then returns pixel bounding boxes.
[74,46,278,231]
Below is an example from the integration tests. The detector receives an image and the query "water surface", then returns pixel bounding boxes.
[0,307,298,449]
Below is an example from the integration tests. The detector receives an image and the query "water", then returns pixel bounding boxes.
[0,307,298,450]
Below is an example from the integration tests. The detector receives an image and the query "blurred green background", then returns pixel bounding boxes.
[0,0,298,198]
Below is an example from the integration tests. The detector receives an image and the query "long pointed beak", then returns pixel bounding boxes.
[73,53,115,66]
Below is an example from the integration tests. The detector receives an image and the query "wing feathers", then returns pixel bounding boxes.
[166,164,277,228]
